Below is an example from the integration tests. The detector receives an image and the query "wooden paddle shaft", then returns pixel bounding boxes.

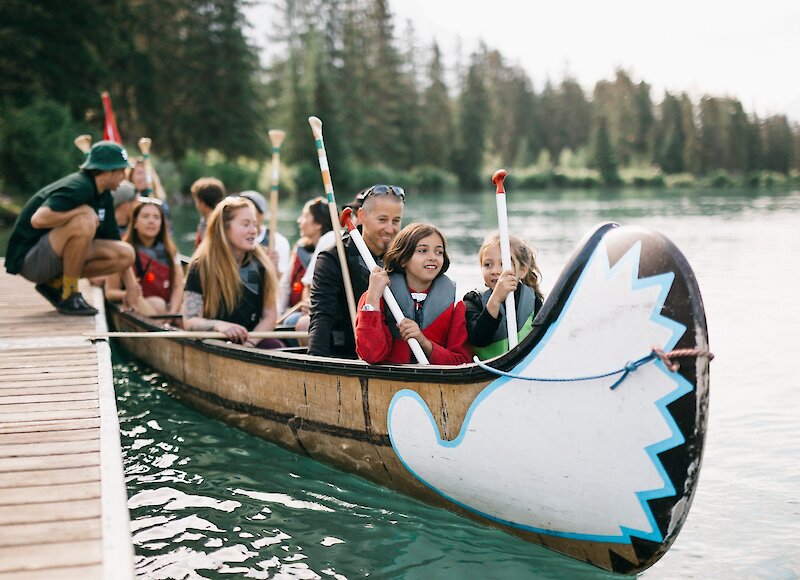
[308,116,358,338]
[86,330,308,340]
[138,137,156,198]
[276,300,303,325]
[268,130,286,251]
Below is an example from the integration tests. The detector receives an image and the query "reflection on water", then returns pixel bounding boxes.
[113,187,800,578]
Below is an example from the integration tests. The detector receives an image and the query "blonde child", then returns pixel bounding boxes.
[464,232,544,359]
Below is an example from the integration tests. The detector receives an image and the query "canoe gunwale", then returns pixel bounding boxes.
[111,222,620,384]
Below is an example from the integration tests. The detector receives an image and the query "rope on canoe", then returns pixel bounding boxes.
[474,347,714,390]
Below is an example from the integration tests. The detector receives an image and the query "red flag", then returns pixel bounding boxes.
[101,91,122,143]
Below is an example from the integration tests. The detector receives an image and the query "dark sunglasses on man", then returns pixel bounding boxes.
[360,184,405,201]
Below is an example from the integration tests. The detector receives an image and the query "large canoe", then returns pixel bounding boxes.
[107,222,711,574]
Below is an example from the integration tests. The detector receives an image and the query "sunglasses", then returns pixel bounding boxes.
[137,196,163,206]
[361,184,405,200]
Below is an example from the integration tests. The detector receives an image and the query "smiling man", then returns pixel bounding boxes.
[307,185,405,358]
[4,141,140,315]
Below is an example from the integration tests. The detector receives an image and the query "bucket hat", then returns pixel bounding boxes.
[80,140,134,171]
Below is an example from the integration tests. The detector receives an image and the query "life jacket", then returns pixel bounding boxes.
[230,258,265,331]
[386,272,456,340]
[472,284,537,360]
[135,243,171,302]
[288,246,313,306]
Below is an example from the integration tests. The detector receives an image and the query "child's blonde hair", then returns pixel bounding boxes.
[479,232,544,302]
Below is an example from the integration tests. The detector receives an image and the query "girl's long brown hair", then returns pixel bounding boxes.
[383,223,450,275]
[190,197,278,318]
[124,200,178,283]
[479,232,544,302]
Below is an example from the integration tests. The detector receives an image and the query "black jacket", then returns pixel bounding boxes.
[463,285,543,347]
[308,231,378,358]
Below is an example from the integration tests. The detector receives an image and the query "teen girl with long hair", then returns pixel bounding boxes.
[182,196,281,348]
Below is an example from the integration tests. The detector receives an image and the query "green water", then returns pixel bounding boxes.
[4,186,800,577]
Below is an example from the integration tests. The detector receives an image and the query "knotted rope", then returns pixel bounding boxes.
[474,347,714,390]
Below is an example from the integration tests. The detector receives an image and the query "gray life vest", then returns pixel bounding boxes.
[387,272,456,340]
[480,283,537,343]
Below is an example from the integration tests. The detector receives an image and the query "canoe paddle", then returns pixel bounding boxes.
[267,129,286,252]
[492,169,519,349]
[85,330,308,340]
[339,208,430,365]
[74,134,92,155]
[308,116,358,337]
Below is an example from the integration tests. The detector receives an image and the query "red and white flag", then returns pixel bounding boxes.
[101,91,122,143]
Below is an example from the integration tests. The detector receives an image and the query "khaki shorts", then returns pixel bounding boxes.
[20,233,63,284]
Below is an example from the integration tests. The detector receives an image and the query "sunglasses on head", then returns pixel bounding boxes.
[362,184,405,200]
[137,196,163,206]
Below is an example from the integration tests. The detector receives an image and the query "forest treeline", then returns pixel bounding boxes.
[1,0,799,199]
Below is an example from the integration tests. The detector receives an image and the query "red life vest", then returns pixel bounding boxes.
[136,248,171,302]
[288,246,313,306]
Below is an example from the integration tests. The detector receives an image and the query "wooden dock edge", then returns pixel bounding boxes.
[92,287,135,580]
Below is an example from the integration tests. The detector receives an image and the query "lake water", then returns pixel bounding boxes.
[4,187,800,577]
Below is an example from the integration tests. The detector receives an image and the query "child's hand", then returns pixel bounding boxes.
[365,266,390,304]
[490,270,518,303]
[397,318,433,355]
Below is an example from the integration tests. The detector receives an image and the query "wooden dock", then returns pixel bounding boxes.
[0,264,134,579]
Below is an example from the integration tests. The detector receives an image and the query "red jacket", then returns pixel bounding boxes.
[355,292,472,365]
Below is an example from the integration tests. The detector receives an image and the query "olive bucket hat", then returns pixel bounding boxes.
[80,140,134,171]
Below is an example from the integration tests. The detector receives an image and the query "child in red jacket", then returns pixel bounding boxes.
[355,223,471,365]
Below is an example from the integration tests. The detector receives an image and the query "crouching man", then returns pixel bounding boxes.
[4,141,141,315]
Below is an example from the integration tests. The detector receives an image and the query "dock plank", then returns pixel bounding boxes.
[0,518,101,547]
[0,482,101,505]
[0,268,134,578]
[0,466,100,489]
[0,540,102,572]
[0,499,102,526]
[0,439,100,458]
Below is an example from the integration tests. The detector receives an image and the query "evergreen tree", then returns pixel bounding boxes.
[680,94,701,174]
[699,97,726,173]
[762,115,794,173]
[559,78,592,154]
[420,43,454,168]
[591,116,620,185]
[725,99,750,172]
[746,114,764,172]
[655,92,686,174]
[451,50,490,189]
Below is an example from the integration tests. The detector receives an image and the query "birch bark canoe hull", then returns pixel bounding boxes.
[107,222,710,574]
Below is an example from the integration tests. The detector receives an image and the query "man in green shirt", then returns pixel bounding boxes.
[5,141,141,315]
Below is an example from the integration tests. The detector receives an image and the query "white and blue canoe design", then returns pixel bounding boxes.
[109,222,711,574]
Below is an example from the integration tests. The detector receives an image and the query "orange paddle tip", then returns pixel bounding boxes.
[492,169,507,193]
[340,207,354,229]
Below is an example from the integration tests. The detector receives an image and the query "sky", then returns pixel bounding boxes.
[244,0,800,121]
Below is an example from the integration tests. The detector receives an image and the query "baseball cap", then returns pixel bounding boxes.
[239,190,267,215]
